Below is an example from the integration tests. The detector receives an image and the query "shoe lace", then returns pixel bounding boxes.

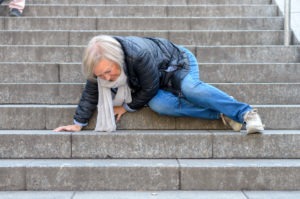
[244,109,258,122]
[244,109,265,127]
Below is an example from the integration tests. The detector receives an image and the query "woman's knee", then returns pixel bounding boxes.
[148,98,171,115]
[148,91,178,115]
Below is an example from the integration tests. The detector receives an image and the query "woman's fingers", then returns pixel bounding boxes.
[116,113,122,122]
[114,106,127,122]
[53,126,65,132]
[53,125,82,132]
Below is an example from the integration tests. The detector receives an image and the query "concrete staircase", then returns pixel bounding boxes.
[0,0,300,196]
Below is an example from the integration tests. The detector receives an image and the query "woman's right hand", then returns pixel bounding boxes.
[53,124,82,132]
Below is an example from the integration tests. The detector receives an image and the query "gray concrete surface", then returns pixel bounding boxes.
[24,0,273,4]
[2,17,283,31]
[1,191,300,199]
[0,0,299,193]
[3,62,298,84]
[0,130,299,159]
[180,159,300,190]
[1,83,300,104]
[71,131,212,159]
[0,30,284,46]
[212,130,300,158]
[2,5,277,17]
[1,46,300,63]
[1,159,300,191]
[0,105,299,130]
[0,131,71,158]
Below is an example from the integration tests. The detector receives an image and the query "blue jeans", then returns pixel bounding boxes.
[148,47,252,123]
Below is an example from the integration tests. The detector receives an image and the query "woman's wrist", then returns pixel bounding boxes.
[73,119,88,127]
[122,103,136,112]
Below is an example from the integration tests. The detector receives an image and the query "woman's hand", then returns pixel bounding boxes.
[53,124,82,132]
[114,106,127,122]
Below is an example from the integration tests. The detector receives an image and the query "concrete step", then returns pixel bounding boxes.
[1,63,298,84]
[0,5,278,17]
[1,191,300,199]
[200,63,300,83]
[195,46,300,63]
[25,0,273,5]
[0,159,178,191]
[0,46,298,63]
[1,17,283,31]
[0,105,298,130]
[0,30,284,46]
[0,159,300,191]
[0,130,299,159]
[0,63,60,83]
[0,83,299,105]
[180,159,300,190]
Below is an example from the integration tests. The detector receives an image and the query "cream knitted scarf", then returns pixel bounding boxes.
[95,67,132,132]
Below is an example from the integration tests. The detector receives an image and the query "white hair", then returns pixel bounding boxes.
[82,35,124,81]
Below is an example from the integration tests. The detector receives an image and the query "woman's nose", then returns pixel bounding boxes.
[104,74,111,81]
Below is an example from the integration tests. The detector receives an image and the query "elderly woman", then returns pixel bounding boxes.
[54,35,264,134]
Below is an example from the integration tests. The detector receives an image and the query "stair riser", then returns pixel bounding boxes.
[0,160,179,191]
[0,106,298,130]
[180,160,300,190]
[0,31,284,45]
[200,63,300,83]
[169,31,283,45]
[196,46,300,63]
[0,46,298,63]
[0,84,83,105]
[0,132,71,158]
[2,18,283,31]
[2,63,298,83]
[25,0,273,5]
[81,6,277,17]
[213,131,300,158]
[1,159,300,191]
[0,63,60,83]
[1,6,277,17]
[1,131,299,159]
[0,84,298,104]
[73,132,297,159]
[0,132,212,159]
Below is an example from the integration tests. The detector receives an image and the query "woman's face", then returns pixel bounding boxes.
[93,59,121,81]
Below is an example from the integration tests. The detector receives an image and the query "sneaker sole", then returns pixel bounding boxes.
[246,126,264,134]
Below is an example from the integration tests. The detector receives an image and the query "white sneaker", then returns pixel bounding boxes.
[221,114,243,132]
[244,109,265,134]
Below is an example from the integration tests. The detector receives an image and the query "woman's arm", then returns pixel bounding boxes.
[127,50,160,110]
[54,80,98,132]
[73,80,99,124]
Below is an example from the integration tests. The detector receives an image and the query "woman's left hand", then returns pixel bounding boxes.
[113,106,127,122]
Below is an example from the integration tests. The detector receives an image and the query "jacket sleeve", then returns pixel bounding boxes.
[127,50,160,109]
[73,80,98,125]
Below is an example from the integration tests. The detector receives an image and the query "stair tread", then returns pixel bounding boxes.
[1,158,300,164]
[8,5,277,17]
[2,17,283,31]
[0,191,299,199]
[25,0,273,5]
[0,129,299,134]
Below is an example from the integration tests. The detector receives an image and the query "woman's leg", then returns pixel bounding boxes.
[180,47,252,123]
[148,89,220,120]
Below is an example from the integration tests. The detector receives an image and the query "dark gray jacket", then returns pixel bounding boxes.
[74,36,190,124]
